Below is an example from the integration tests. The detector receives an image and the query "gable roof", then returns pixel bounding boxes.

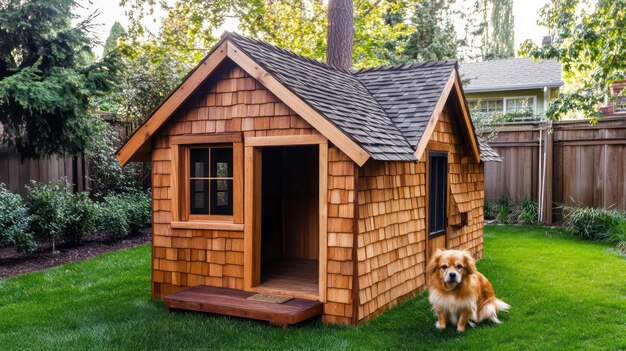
[460,58,563,93]
[117,32,493,166]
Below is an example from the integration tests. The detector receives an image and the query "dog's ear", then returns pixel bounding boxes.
[462,250,477,275]
[427,249,444,274]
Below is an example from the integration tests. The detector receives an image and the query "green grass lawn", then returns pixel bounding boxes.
[1,225,624,351]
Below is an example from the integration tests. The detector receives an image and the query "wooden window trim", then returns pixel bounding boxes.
[171,134,244,230]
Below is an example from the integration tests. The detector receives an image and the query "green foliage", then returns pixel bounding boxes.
[0,184,35,253]
[519,0,626,122]
[63,192,97,245]
[96,191,151,240]
[496,197,511,223]
[487,0,514,59]
[400,0,458,63]
[0,0,122,157]
[26,179,73,249]
[518,198,539,225]
[563,205,626,243]
[104,22,127,56]
[484,200,497,220]
[86,119,148,198]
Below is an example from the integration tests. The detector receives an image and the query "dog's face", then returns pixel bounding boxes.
[428,249,476,290]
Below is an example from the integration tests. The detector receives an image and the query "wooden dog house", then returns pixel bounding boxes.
[117,32,501,326]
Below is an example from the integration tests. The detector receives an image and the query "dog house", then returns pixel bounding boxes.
[117,32,501,326]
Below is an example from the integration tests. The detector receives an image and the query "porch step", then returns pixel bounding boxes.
[163,286,323,326]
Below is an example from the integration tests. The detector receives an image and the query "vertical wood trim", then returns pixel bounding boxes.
[252,147,262,287]
[171,145,180,222]
[151,166,156,299]
[233,142,244,224]
[244,146,254,290]
[351,164,360,325]
[181,147,190,221]
[319,141,328,302]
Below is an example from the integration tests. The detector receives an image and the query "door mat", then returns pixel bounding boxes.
[247,294,293,304]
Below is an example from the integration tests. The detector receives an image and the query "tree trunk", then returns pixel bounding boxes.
[327,0,354,70]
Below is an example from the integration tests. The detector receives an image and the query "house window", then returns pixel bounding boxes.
[189,146,233,216]
[428,151,448,236]
[504,97,535,114]
[468,98,503,113]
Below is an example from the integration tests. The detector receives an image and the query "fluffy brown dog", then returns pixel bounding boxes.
[427,249,510,332]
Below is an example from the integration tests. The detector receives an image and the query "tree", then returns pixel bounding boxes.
[104,22,127,55]
[401,0,458,62]
[488,0,514,59]
[519,0,626,121]
[0,0,121,158]
[327,0,354,69]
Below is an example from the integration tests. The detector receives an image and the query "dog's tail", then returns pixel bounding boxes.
[495,299,511,312]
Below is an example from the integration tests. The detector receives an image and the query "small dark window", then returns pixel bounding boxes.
[428,151,448,236]
[189,146,233,216]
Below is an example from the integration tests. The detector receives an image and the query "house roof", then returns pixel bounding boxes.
[460,58,563,93]
[117,32,500,166]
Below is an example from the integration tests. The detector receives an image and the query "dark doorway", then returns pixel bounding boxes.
[259,145,319,296]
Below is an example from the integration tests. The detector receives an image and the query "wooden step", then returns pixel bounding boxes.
[163,286,323,326]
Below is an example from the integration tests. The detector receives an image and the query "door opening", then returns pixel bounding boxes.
[258,145,319,296]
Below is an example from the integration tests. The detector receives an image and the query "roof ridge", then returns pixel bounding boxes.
[225,31,355,75]
[354,60,457,74]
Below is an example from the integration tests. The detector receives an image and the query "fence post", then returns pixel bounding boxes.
[543,122,554,224]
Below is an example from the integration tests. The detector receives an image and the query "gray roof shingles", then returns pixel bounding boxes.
[226,33,499,163]
[460,58,563,93]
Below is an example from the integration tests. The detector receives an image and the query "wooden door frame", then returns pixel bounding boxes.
[243,134,328,302]
[424,144,450,271]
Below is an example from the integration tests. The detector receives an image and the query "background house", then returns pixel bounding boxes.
[460,58,563,121]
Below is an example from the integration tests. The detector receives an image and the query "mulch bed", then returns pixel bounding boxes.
[0,229,151,280]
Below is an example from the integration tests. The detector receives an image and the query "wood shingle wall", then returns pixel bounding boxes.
[355,103,484,323]
[151,61,321,297]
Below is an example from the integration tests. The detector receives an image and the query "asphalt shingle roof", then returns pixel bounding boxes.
[355,61,456,147]
[460,58,563,93]
[226,33,499,163]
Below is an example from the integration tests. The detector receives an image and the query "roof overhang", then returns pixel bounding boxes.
[116,39,370,167]
[414,70,482,163]
[464,81,563,93]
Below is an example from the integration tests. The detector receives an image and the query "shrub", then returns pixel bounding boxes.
[496,198,511,223]
[27,180,73,252]
[562,206,625,242]
[484,200,497,220]
[87,121,149,198]
[518,198,539,225]
[95,190,151,240]
[63,192,97,245]
[0,184,35,253]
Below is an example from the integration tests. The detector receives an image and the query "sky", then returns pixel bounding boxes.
[78,0,550,59]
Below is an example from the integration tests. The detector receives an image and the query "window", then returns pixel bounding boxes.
[428,151,447,236]
[189,146,233,216]
[468,98,503,113]
[504,97,535,114]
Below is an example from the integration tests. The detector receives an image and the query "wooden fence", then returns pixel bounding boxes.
[0,112,135,197]
[485,115,626,223]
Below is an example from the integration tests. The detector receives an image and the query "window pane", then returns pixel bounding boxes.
[190,179,209,214]
[506,97,534,113]
[211,148,233,178]
[190,148,209,178]
[428,153,447,235]
[210,179,233,215]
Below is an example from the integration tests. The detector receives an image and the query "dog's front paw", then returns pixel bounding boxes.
[456,325,466,333]
[435,321,446,330]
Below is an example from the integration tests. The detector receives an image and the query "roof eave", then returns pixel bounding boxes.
[464,82,564,93]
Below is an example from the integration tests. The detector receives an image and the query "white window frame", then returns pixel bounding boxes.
[503,96,537,115]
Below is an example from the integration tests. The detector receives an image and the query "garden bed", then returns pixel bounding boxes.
[0,229,150,279]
